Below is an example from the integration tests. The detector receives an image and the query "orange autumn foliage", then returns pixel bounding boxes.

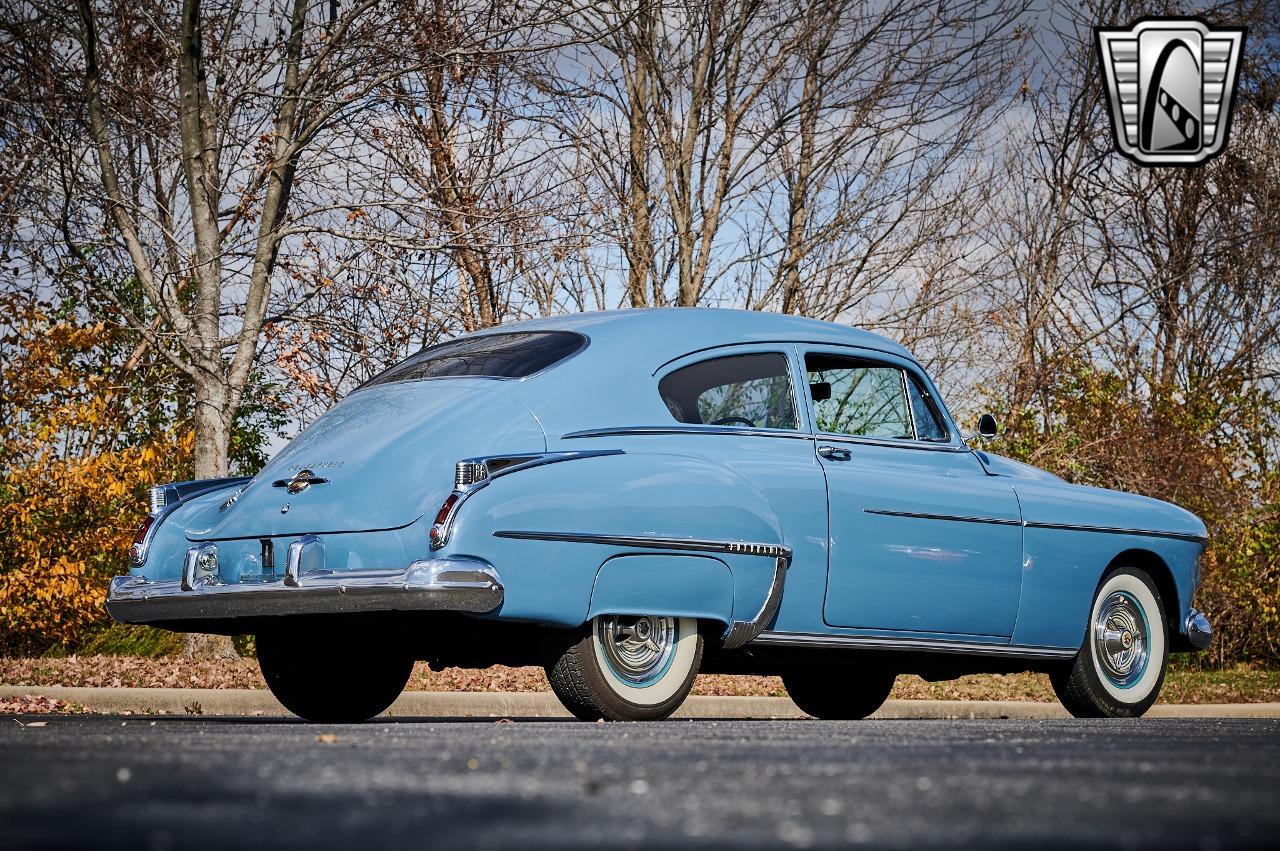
[0,293,192,654]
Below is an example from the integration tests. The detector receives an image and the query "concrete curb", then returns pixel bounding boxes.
[3,685,1279,719]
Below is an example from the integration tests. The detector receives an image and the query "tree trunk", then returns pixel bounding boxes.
[186,379,238,659]
[624,54,653,308]
[192,380,230,479]
[183,632,239,660]
[778,47,821,314]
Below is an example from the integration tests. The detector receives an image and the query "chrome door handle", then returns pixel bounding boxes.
[817,445,852,461]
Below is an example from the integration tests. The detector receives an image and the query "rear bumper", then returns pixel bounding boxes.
[106,559,504,625]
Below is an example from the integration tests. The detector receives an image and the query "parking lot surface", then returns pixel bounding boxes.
[2,716,1278,849]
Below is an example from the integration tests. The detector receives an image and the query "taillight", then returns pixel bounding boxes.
[434,492,460,525]
[128,515,156,565]
[429,492,461,550]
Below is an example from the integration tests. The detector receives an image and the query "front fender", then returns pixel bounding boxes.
[1011,478,1207,648]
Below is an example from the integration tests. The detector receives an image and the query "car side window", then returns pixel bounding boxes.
[659,353,798,430]
[806,353,947,441]
[905,375,949,441]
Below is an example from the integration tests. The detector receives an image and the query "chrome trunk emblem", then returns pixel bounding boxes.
[272,469,329,495]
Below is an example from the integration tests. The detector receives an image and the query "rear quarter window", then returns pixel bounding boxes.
[659,353,798,431]
[358,331,587,390]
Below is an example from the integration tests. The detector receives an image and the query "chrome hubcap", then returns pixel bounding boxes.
[1093,591,1150,688]
[595,615,677,684]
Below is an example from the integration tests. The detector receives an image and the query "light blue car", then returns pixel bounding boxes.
[107,309,1212,721]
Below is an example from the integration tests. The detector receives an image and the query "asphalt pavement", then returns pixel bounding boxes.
[2,715,1278,849]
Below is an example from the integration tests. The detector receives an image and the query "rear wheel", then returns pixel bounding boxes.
[546,615,702,721]
[257,628,413,723]
[1050,566,1168,718]
[783,669,896,719]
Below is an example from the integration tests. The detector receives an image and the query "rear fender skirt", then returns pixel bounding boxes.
[495,530,790,648]
[588,554,734,626]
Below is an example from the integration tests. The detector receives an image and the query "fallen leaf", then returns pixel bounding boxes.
[316,733,339,743]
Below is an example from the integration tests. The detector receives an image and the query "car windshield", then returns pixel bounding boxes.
[356,331,586,390]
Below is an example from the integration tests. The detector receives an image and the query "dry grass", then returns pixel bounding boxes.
[1,694,92,715]
[2,656,1277,704]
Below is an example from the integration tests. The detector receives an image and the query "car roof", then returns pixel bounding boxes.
[476,308,913,365]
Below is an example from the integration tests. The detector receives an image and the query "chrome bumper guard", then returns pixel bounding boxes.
[1185,608,1213,650]
[106,559,504,624]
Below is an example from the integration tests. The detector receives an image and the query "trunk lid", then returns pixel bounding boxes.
[188,380,545,540]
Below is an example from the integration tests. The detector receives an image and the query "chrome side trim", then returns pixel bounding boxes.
[431,450,624,551]
[492,530,790,559]
[1023,520,1207,544]
[864,508,1022,526]
[1185,608,1213,650]
[810,432,970,453]
[457,450,626,489]
[106,559,504,624]
[750,631,1078,659]
[721,555,790,650]
[562,425,814,441]
[865,508,1208,543]
[563,426,970,452]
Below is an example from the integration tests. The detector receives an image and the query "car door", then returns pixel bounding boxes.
[804,347,1024,637]
[651,345,829,632]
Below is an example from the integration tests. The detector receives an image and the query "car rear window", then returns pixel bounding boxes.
[358,331,587,389]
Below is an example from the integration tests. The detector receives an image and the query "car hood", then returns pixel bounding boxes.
[188,380,546,540]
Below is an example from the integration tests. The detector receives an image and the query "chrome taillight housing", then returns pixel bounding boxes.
[131,484,170,565]
[429,492,461,549]
[430,453,607,551]
[430,460,494,550]
[128,514,156,565]
[454,461,488,488]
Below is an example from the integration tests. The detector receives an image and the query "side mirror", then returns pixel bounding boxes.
[976,413,998,439]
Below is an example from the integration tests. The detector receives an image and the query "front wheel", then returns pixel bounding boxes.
[783,669,896,719]
[546,615,703,721]
[257,628,414,723]
[1050,566,1169,718]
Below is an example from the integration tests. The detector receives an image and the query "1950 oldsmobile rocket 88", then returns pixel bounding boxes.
[107,309,1212,722]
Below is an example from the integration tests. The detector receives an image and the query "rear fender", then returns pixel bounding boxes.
[445,450,785,628]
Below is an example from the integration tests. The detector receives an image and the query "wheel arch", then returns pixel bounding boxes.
[1103,548,1178,636]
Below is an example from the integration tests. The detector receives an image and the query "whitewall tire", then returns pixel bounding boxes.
[1051,567,1169,718]
[546,615,703,721]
